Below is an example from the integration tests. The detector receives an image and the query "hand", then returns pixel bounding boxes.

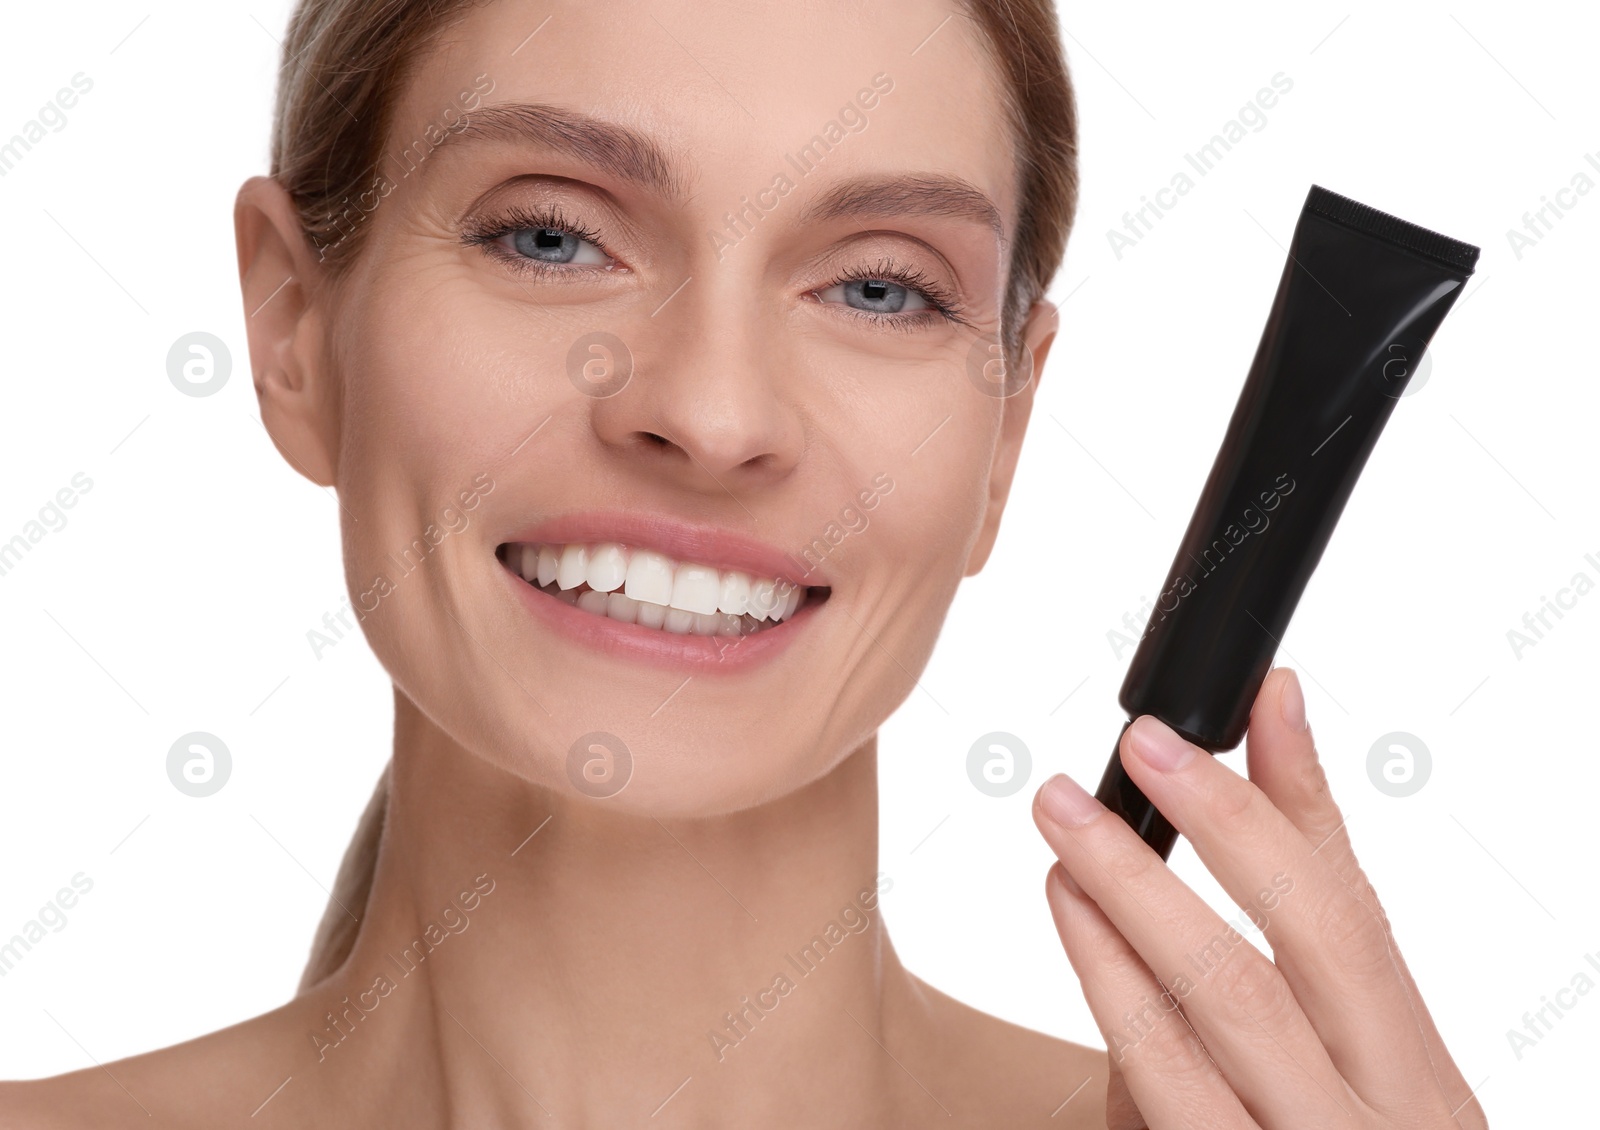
[1031,666,1487,1129]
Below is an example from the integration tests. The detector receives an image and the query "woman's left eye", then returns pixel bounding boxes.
[816,278,933,316]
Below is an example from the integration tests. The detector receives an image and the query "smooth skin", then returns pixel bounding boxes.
[0,0,1481,1126]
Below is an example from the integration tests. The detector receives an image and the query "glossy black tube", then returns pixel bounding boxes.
[1094,185,1479,860]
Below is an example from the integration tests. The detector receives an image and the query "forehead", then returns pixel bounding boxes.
[392,0,1020,234]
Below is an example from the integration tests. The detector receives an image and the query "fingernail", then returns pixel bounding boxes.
[1038,773,1102,827]
[1127,716,1195,772]
[1280,668,1308,733]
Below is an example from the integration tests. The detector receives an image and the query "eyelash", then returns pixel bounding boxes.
[462,202,611,270]
[460,204,970,330]
[826,258,969,331]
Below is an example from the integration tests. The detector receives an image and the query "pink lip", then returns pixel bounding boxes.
[499,512,830,589]
[498,561,825,672]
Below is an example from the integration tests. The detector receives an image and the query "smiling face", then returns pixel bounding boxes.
[253,0,1056,816]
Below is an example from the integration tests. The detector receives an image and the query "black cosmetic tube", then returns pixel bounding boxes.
[1095,185,1479,860]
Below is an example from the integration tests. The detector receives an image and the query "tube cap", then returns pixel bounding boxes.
[1094,720,1179,860]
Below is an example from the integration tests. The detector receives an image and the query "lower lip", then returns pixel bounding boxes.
[499,563,824,672]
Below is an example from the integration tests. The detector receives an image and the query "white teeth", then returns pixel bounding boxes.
[634,599,667,630]
[748,578,778,621]
[557,544,590,590]
[671,564,721,615]
[507,540,817,638]
[587,543,628,592]
[605,592,640,624]
[536,545,560,588]
[624,550,675,606]
[718,570,750,616]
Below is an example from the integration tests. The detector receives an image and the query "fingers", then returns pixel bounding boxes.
[1244,667,1488,1128]
[1243,668,1369,902]
[1112,709,1447,1115]
[1104,1064,1143,1130]
[1031,771,1349,1129]
[1043,864,1259,1130]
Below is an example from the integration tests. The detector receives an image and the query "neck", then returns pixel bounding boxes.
[291,687,910,1127]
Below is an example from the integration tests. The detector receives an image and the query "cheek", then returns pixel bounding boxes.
[344,279,522,445]
[329,280,527,682]
[880,481,985,597]
[838,416,995,665]
[866,403,997,575]
[336,276,535,530]
[798,360,1000,646]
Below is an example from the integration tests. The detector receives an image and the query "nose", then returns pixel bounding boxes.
[587,270,805,495]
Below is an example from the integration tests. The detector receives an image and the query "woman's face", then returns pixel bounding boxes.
[261,0,1053,816]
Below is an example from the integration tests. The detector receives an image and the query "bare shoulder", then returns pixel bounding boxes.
[889,970,1109,1129]
[0,1063,152,1129]
[0,998,309,1129]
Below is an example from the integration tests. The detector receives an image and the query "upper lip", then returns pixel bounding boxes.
[500,512,830,588]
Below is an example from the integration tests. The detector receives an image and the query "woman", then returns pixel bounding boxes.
[3,0,1487,1125]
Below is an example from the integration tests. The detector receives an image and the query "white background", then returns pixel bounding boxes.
[1,0,1595,1122]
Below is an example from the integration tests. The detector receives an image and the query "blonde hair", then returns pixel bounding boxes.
[273,0,1080,989]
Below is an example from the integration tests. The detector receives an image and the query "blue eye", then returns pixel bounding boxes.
[463,203,615,274]
[507,226,609,266]
[813,258,966,328]
[817,277,933,316]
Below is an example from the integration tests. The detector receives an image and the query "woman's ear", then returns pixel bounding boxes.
[233,175,340,488]
[963,297,1059,577]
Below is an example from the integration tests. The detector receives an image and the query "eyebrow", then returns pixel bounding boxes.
[798,174,1007,246]
[429,101,1005,245]
[426,101,691,200]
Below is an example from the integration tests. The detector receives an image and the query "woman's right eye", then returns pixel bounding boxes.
[461,205,620,275]
[500,226,610,267]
